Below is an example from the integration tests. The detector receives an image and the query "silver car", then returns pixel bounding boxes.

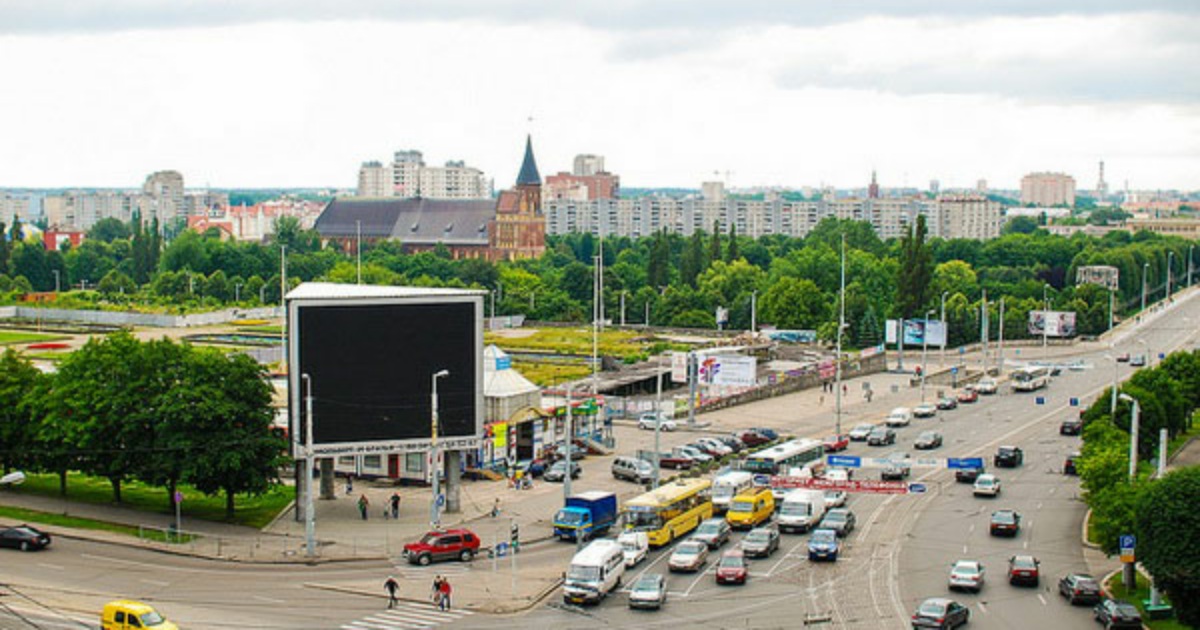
[668,540,709,572]
[628,573,667,609]
[948,560,986,592]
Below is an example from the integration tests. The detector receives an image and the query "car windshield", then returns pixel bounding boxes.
[780,503,809,516]
[977,478,994,486]
[1114,603,1140,616]
[418,532,442,545]
[713,485,738,499]
[625,511,664,531]
[1011,557,1037,569]
[823,512,846,524]
[918,601,947,616]
[567,565,601,582]
[675,542,704,556]
[697,522,721,535]
[621,539,641,552]
[869,429,887,437]
[824,490,842,500]
[718,554,744,568]
[853,424,873,433]
[745,531,770,543]
[953,563,980,575]
[633,577,660,592]
[993,512,1017,524]
[811,530,836,544]
[141,612,167,626]
[920,433,936,440]
[730,501,753,513]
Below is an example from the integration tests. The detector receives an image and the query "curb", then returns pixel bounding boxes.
[1082,508,1101,550]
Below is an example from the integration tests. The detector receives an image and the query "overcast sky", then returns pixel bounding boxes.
[1,1,1197,191]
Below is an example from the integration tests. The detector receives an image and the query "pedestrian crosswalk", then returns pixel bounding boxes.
[389,562,472,581]
[341,602,472,630]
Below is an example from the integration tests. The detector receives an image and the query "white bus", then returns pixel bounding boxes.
[1010,365,1052,392]
[742,439,825,477]
[711,471,755,513]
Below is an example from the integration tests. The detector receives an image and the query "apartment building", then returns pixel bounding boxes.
[1020,172,1076,207]
[355,150,491,199]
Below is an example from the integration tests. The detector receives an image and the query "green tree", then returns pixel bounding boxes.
[726,224,739,262]
[0,349,44,473]
[895,214,934,318]
[1136,466,1200,627]
[88,218,132,242]
[0,221,9,275]
[1002,215,1041,234]
[761,277,827,329]
[709,220,722,263]
[97,270,137,295]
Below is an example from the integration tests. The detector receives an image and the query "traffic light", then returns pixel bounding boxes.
[510,522,520,552]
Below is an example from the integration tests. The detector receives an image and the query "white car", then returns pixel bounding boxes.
[975,378,998,394]
[696,437,732,456]
[973,474,1001,497]
[618,531,649,568]
[948,560,986,592]
[848,423,876,441]
[638,413,677,431]
[885,408,913,427]
[823,489,847,508]
[913,403,937,418]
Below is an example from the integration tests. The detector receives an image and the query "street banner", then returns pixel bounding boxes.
[770,476,910,494]
[671,352,688,384]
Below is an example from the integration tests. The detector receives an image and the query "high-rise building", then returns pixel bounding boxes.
[976,179,988,193]
[545,154,619,201]
[355,150,490,199]
[357,161,390,197]
[1096,161,1109,198]
[1020,172,1076,206]
[934,195,1003,240]
[930,180,940,195]
[701,181,725,201]
[142,170,185,223]
[868,171,880,199]
[573,154,605,176]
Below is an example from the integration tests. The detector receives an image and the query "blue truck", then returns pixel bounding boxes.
[553,491,618,542]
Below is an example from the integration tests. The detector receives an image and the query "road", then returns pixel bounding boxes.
[2,289,1196,629]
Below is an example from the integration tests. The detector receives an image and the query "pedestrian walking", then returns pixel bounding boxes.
[357,494,370,520]
[390,492,401,519]
[491,497,501,518]
[345,474,354,495]
[438,577,452,610]
[431,576,443,605]
[818,394,825,406]
[384,575,399,609]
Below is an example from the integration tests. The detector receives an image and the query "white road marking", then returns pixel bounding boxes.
[37,562,64,570]
[968,524,975,533]
[139,578,169,587]
[1038,594,1048,606]
[1023,541,1029,549]
[963,545,968,554]
[252,594,286,604]
[978,602,989,615]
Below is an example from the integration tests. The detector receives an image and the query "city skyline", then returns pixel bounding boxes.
[0,2,1197,190]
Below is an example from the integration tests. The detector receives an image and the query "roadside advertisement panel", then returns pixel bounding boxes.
[885,318,947,346]
[1028,310,1077,337]
[698,355,757,386]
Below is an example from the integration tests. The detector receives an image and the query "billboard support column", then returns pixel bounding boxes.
[301,373,316,558]
[430,369,450,528]
[319,459,335,500]
[445,450,461,514]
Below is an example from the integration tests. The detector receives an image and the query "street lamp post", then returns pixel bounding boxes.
[751,290,757,333]
[920,309,933,402]
[835,234,846,434]
[1042,284,1050,357]
[235,283,242,303]
[1118,391,1140,591]
[52,269,60,293]
[299,374,316,557]
[1108,348,1119,415]
[939,291,949,366]
[430,369,450,527]
[1188,244,1195,288]
[564,383,574,498]
[1141,262,1150,312]
[1166,251,1175,298]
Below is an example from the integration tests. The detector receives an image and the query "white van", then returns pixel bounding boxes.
[885,407,913,427]
[617,530,649,567]
[712,471,755,513]
[777,489,826,534]
[563,539,626,605]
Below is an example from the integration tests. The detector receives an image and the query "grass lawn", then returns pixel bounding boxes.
[236,325,284,334]
[1104,571,1185,629]
[512,360,593,387]
[484,327,689,362]
[0,330,70,345]
[22,351,71,361]
[10,473,292,529]
[0,504,193,543]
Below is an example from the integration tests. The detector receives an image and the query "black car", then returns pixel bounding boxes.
[1064,452,1081,475]
[818,508,856,537]
[716,435,745,453]
[881,464,910,480]
[912,597,969,629]
[990,510,1021,537]
[750,427,779,441]
[0,525,52,551]
[955,466,985,483]
[1058,573,1102,605]
[1093,598,1143,629]
[1060,417,1083,435]
[867,428,896,446]
[936,397,958,410]
[914,431,943,450]
[994,446,1024,468]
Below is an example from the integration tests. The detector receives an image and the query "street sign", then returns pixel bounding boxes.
[908,483,927,494]
[1069,397,1079,406]
[496,542,509,557]
[1036,396,1045,405]
[436,494,446,507]
[950,367,958,374]
[947,457,985,470]
[174,491,184,504]
[826,455,861,468]
[1119,534,1136,563]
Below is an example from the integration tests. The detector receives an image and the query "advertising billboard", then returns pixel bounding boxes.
[1076,265,1120,291]
[287,283,484,457]
[885,318,947,346]
[698,355,757,387]
[1028,310,1077,338]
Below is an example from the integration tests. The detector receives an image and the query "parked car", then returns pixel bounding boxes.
[736,430,773,447]
[913,403,938,418]
[542,441,588,461]
[994,446,1024,468]
[1093,598,1143,629]
[947,560,985,593]
[699,437,734,456]
[544,460,582,482]
[692,518,732,549]
[668,540,709,572]
[1058,573,1102,605]
[914,431,943,450]
[1064,451,1081,475]
[936,397,958,410]
[638,413,677,431]
[955,465,985,483]
[676,445,714,464]
[689,441,726,458]
[1007,554,1040,586]
[989,510,1021,537]
[823,489,848,508]
[911,597,970,629]
[0,525,51,552]
[885,407,913,427]
[403,528,481,565]
[612,456,655,484]
[715,549,749,585]
[957,388,979,403]
[716,435,745,453]
[740,525,780,558]
[807,528,840,562]
[750,427,779,440]
[823,434,850,452]
[1060,416,1083,435]
[1130,354,1147,367]
[848,423,877,441]
[868,427,897,446]
[975,377,998,394]
[628,573,667,610]
[972,474,1001,497]
[818,508,856,537]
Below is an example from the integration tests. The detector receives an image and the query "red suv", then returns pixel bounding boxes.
[403,528,480,565]
[737,430,772,447]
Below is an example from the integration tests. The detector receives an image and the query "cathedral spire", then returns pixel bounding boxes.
[516,134,541,186]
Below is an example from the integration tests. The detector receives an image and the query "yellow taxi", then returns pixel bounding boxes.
[101,600,178,630]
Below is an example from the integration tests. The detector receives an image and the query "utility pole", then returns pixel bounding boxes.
[1118,392,1140,591]
[980,289,988,370]
[996,298,1005,374]
[1166,251,1174,298]
[653,370,662,489]
[300,374,316,557]
[939,291,948,366]
[1141,262,1149,312]
[1042,284,1050,358]
[430,369,449,527]
[835,234,846,434]
[751,290,757,333]
[1150,428,1168,606]
[920,310,932,401]
[687,350,697,429]
[564,383,574,499]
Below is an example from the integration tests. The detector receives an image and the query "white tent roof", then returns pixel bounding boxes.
[483,345,540,398]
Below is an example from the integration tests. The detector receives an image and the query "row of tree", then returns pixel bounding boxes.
[1078,349,1200,626]
[0,333,286,518]
[0,214,1194,349]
